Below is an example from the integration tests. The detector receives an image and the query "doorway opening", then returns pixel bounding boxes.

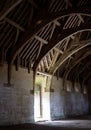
[34,72,51,122]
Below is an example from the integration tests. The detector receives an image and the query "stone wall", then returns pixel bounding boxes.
[50,76,89,120]
[0,64,89,124]
[0,64,34,125]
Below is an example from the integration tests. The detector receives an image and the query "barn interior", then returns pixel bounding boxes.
[0,0,91,130]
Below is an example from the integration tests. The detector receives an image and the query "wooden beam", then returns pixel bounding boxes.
[70,35,75,40]
[64,0,72,9]
[55,47,63,54]
[33,23,91,71]
[50,39,91,74]
[37,71,51,76]
[28,6,34,28]
[4,17,25,31]
[34,35,48,44]
[22,41,38,59]
[50,51,59,67]
[36,42,42,59]
[28,0,39,9]
[7,63,12,85]
[0,0,23,21]
[15,54,20,71]
[53,20,61,26]
[75,61,91,82]
[82,72,91,86]
[0,48,4,65]
[15,29,19,44]
[64,37,70,50]
[49,23,56,40]
[9,6,91,65]
[72,50,91,70]
[63,48,91,85]
[77,14,84,23]
[44,57,49,70]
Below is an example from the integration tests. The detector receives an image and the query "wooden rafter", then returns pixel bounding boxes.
[50,51,59,68]
[44,57,49,70]
[64,0,72,9]
[63,46,91,75]
[23,42,39,59]
[75,61,91,82]
[54,47,63,54]
[33,23,91,71]
[49,39,91,75]
[4,17,25,31]
[53,20,61,26]
[82,72,91,86]
[77,14,84,23]
[64,37,70,50]
[36,42,43,60]
[49,23,56,40]
[63,47,91,80]
[15,29,20,44]
[8,6,91,65]
[28,0,39,9]
[34,35,48,44]
[0,0,23,21]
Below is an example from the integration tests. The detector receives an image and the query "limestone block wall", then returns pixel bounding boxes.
[0,64,34,125]
[50,76,89,120]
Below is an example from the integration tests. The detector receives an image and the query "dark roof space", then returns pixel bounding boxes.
[0,0,91,86]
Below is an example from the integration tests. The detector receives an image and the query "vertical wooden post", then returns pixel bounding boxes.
[8,63,12,85]
[0,48,4,65]
[16,54,20,71]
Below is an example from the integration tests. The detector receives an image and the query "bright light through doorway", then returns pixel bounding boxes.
[34,73,51,122]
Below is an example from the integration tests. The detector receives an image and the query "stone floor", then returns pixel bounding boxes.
[1,116,91,130]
